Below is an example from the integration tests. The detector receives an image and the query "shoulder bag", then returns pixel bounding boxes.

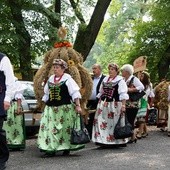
[114,114,133,139]
[70,115,90,145]
[128,76,145,101]
[129,91,146,101]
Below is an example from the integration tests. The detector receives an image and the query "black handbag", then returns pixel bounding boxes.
[70,115,90,145]
[128,76,146,101]
[114,115,133,139]
[129,90,146,101]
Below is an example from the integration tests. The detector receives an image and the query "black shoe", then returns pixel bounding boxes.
[41,152,55,158]
[10,148,21,151]
[128,138,137,144]
[142,133,148,138]
[62,150,70,156]
[160,128,167,132]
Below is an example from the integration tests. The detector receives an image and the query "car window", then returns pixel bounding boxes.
[22,83,35,100]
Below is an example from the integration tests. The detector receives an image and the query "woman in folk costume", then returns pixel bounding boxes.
[33,27,93,126]
[136,71,155,139]
[154,79,170,136]
[121,64,144,143]
[37,59,84,157]
[92,63,129,147]
[3,77,26,150]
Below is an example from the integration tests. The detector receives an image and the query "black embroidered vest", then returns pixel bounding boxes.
[46,80,72,107]
[100,81,119,102]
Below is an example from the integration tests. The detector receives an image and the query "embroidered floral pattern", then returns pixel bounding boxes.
[40,123,46,132]
[3,102,25,148]
[106,135,114,142]
[92,100,128,145]
[100,122,107,130]
[52,127,59,135]
[97,109,102,115]
[45,136,51,145]
[93,118,98,125]
[108,112,114,119]
[60,116,64,124]
[59,137,65,145]
[94,132,100,138]
[37,104,84,151]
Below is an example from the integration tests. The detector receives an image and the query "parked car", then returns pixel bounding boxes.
[19,81,41,136]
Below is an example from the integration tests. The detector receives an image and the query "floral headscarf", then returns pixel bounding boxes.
[53,59,68,69]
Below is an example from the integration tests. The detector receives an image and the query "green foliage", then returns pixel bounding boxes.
[85,0,170,84]
[88,0,144,74]
[0,1,54,67]
[127,0,170,82]
[0,0,97,69]
[2,0,170,83]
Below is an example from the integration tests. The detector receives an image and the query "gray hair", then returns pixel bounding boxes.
[121,64,134,75]
[92,64,102,71]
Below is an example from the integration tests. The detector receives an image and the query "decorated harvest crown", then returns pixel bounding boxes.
[34,26,93,122]
[54,27,72,48]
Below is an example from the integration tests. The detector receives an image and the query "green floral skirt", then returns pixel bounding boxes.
[3,102,25,149]
[37,104,85,152]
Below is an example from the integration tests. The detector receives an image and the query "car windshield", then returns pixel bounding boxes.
[22,82,35,100]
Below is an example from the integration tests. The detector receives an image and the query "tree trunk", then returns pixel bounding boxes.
[7,0,32,80]
[73,0,112,60]
[158,45,170,81]
[54,0,61,28]
[21,0,111,61]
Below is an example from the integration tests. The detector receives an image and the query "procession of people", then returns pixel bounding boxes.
[1,41,170,170]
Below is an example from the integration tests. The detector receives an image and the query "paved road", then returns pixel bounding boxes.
[6,126,170,170]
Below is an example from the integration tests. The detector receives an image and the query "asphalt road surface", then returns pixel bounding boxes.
[6,126,170,170]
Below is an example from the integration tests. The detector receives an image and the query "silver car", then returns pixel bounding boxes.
[19,81,41,136]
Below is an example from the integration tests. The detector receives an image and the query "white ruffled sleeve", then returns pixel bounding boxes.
[133,77,144,91]
[148,89,155,98]
[42,78,50,102]
[1,56,16,102]
[66,77,81,101]
[14,81,26,100]
[118,79,129,100]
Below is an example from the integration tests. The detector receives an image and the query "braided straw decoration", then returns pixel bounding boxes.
[158,81,170,110]
[154,81,170,110]
[34,46,92,116]
[57,27,67,40]
[67,65,82,88]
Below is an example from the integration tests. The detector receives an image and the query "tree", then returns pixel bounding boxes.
[0,0,112,80]
[127,0,170,82]
[88,0,147,73]
[87,0,170,83]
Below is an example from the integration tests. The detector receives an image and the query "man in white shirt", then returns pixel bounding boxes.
[0,52,15,170]
[86,64,105,138]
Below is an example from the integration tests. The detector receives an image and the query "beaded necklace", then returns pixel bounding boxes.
[54,74,64,84]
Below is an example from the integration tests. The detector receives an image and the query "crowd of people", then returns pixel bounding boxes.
[1,51,170,170]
